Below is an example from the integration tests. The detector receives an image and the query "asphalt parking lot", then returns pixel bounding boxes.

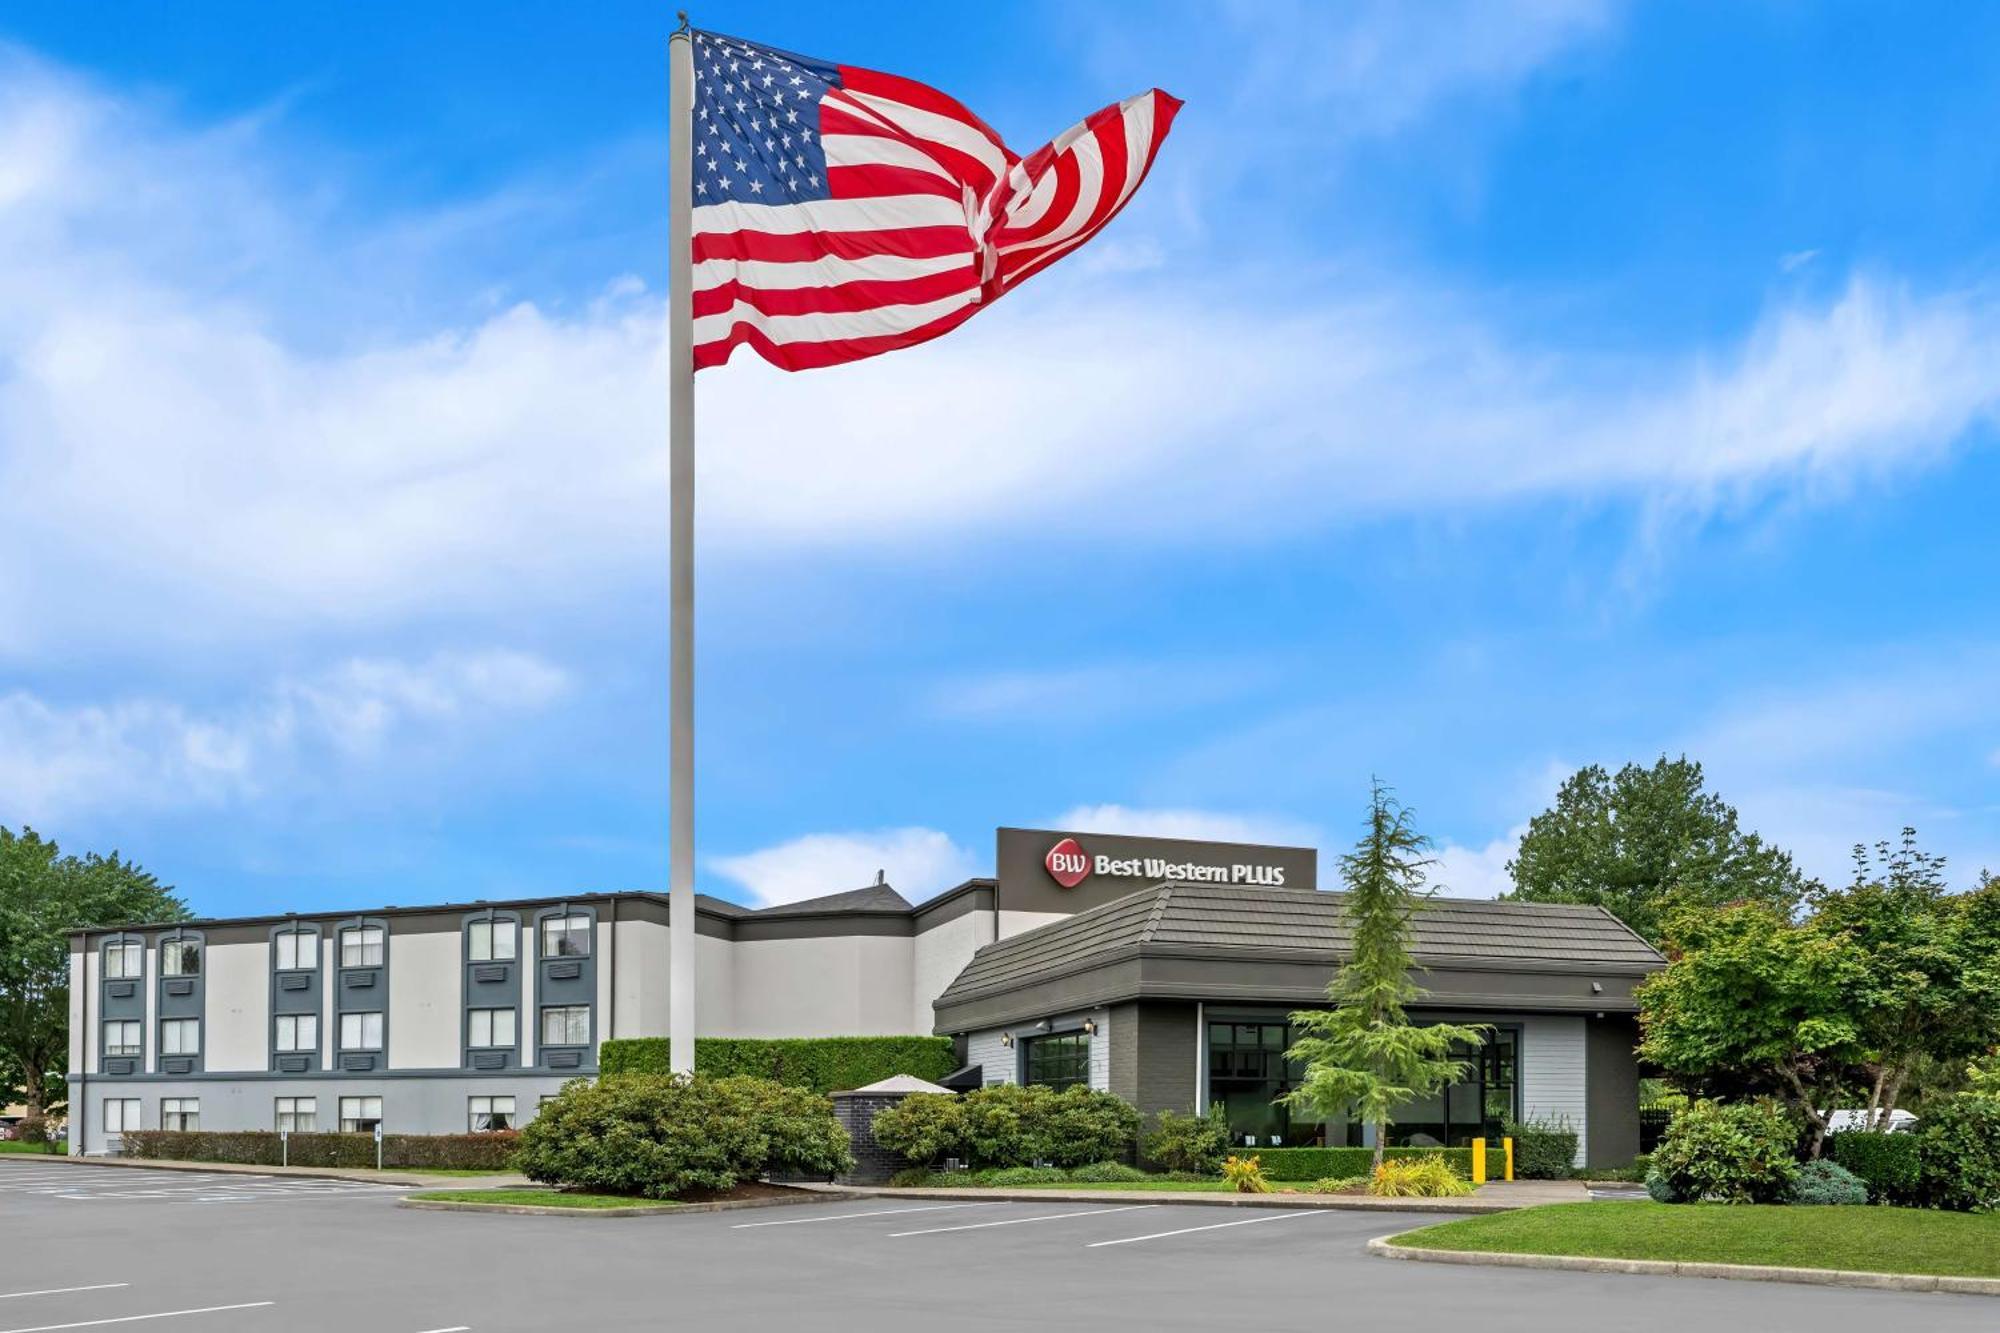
[4,1160,1996,1332]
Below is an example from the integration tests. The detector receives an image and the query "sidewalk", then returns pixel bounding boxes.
[0,1153,531,1189]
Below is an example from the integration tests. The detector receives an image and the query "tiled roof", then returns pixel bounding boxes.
[935,881,1662,1007]
[747,883,914,918]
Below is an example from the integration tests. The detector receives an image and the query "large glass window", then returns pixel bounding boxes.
[468,1008,516,1049]
[104,941,143,979]
[161,1098,199,1131]
[160,939,200,976]
[274,931,315,971]
[1022,1033,1091,1090]
[339,1096,382,1133]
[469,1096,516,1132]
[540,1005,589,1046]
[341,926,385,968]
[275,1097,317,1133]
[540,914,592,958]
[103,1020,142,1057]
[1391,1033,1518,1148]
[339,1011,383,1051]
[1208,1021,1311,1147]
[468,919,517,962]
[160,1018,200,1057]
[103,1098,142,1134]
[275,1014,318,1053]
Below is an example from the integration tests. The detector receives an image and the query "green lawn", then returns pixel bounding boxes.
[409,1188,674,1210]
[1394,1202,2000,1279]
[0,1141,61,1155]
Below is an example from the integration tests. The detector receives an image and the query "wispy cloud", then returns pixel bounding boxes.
[1050,803,1319,848]
[707,827,977,907]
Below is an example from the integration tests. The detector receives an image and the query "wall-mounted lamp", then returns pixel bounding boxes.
[999,1033,1015,1048]
[1081,1019,1098,1036]
[1590,981,1604,995]
[1033,1019,1051,1032]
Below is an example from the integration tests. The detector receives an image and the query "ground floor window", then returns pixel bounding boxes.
[1390,1033,1518,1148]
[103,1020,141,1058]
[1022,1032,1091,1090]
[540,1005,589,1047]
[339,1096,382,1134]
[161,1098,199,1131]
[275,1097,316,1133]
[469,1096,516,1132]
[103,1098,141,1135]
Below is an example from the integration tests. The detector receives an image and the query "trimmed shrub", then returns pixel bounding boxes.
[513,1073,851,1199]
[1828,1130,1921,1204]
[979,1166,1070,1187]
[1914,1095,2000,1213]
[1307,1175,1369,1193]
[1143,1106,1230,1175]
[873,1084,1139,1169]
[1370,1157,1473,1198]
[1504,1114,1580,1179]
[1254,1146,1476,1183]
[1790,1158,1868,1206]
[1223,1154,1271,1193]
[12,1116,50,1147]
[1067,1160,1149,1184]
[597,1036,956,1092]
[1647,1099,1800,1204]
[888,1166,939,1187]
[119,1129,520,1170]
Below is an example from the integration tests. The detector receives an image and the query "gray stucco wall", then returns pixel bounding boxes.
[1116,1001,1199,1120]
[1585,1014,1642,1169]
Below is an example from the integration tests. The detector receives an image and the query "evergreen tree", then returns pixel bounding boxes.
[1285,782,1487,1169]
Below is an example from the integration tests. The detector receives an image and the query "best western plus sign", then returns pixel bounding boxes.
[1042,834,1291,889]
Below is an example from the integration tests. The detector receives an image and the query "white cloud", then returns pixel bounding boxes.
[1050,803,1319,849]
[1432,830,1523,899]
[706,828,977,908]
[0,649,567,823]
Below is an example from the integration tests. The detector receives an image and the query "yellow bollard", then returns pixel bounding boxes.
[1471,1137,1487,1184]
[1504,1136,1515,1182]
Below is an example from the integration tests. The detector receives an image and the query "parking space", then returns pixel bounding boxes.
[0,1160,406,1205]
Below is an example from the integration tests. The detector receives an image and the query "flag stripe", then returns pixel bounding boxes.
[692,267,977,320]
[692,250,970,293]
[692,224,970,265]
[693,195,967,236]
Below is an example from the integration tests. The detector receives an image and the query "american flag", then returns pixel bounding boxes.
[689,29,1181,372]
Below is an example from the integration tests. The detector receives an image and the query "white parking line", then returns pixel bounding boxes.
[411,1327,471,1332]
[0,1300,275,1332]
[1086,1208,1327,1248]
[889,1204,1155,1237]
[0,1288,129,1303]
[732,1202,994,1229]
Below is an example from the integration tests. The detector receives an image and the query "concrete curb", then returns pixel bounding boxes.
[1367,1236,2000,1297]
[399,1188,861,1219]
[0,1153,510,1188]
[842,1186,1508,1214]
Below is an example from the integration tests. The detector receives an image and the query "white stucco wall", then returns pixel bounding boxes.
[387,930,461,1069]
[1519,1014,1589,1166]
[143,941,157,1074]
[613,917,672,1038]
[320,935,337,1070]
[996,909,1066,940]
[68,947,88,1073]
[910,911,991,1033]
[203,940,269,1073]
[728,935,917,1038]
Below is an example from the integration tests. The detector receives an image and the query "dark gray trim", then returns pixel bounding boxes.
[461,908,523,1071]
[268,920,324,1074]
[97,932,147,1077]
[333,916,389,1074]
[911,879,995,931]
[732,912,913,941]
[63,1065,598,1083]
[531,904,596,1071]
[154,926,205,1076]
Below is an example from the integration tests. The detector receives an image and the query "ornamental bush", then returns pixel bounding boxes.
[1223,1154,1271,1193]
[1254,1146,1476,1182]
[874,1085,1139,1169]
[1914,1095,2000,1213]
[1067,1160,1149,1183]
[870,1094,967,1165]
[1143,1106,1230,1174]
[1790,1158,1868,1206]
[1369,1157,1473,1198]
[1504,1114,1580,1179]
[1827,1130,1922,1204]
[978,1166,1070,1186]
[119,1129,520,1170]
[1647,1099,1800,1204]
[513,1073,851,1199]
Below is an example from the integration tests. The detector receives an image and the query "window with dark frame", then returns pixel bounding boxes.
[469,1095,515,1132]
[161,1098,199,1131]
[540,913,592,959]
[160,1018,200,1057]
[468,918,518,962]
[274,930,315,972]
[103,1098,141,1134]
[275,1097,316,1133]
[339,1011,383,1051]
[104,941,143,979]
[341,925,385,968]
[1022,1032,1091,1090]
[540,1005,589,1047]
[275,1014,317,1053]
[103,1020,142,1057]
[468,1008,516,1049]
[339,1096,382,1133]
[160,939,200,976]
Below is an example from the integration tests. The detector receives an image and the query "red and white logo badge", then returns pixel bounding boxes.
[1044,837,1091,889]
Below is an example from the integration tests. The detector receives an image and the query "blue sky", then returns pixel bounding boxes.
[1,1,1996,916]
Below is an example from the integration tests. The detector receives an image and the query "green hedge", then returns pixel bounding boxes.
[1251,1146,1480,1182]
[118,1130,520,1170]
[1828,1131,1922,1204]
[598,1036,956,1093]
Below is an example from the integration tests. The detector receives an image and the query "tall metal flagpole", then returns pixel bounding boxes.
[666,19,697,1076]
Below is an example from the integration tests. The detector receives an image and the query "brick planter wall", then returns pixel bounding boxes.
[832,1090,922,1185]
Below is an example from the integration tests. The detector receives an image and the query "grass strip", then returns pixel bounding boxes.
[1393,1202,2000,1279]
[409,1188,675,1210]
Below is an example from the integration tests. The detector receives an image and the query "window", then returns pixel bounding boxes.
[1393,1033,1519,1150]
[469,1096,516,1132]
[467,1008,516,1049]
[104,941,143,979]
[468,919,517,962]
[339,1011,383,1051]
[540,1005,590,1047]
[275,1097,317,1133]
[1207,1020,1309,1147]
[161,1098,199,1131]
[103,1020,142,1057]
[338,1096,382,1134]
[103,1098,142,1134]
[540,913,591,958]
[1022,1032,1091,1090]
[275,1014,318,1053]
[160,1018,200,1056]
[340,925,385,968]
[160,939,200,976]
[274,931,315,971]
